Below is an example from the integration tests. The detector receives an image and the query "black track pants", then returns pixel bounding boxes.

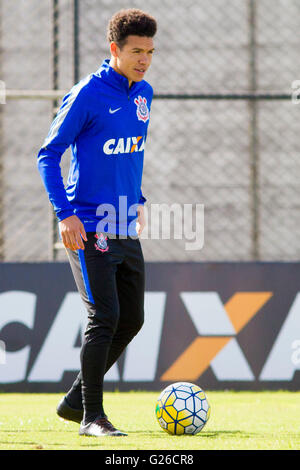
[65,233,145,422]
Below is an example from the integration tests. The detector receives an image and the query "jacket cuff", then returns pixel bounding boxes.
[56,209,75,222]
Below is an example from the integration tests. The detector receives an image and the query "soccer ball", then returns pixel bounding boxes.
[155,382,211,435]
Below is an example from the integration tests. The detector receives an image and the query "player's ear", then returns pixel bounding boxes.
[110,42,119,58]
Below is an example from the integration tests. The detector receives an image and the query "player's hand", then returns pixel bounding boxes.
[59,215,87,251]
[136,205,146,236]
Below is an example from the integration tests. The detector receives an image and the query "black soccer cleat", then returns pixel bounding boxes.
[56,396,83,424]
[79,417,128,437]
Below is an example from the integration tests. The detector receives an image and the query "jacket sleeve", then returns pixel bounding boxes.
[37,86,90,221]
[138,87,153,207]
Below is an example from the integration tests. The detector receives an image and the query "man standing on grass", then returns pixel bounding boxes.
[37,9,156,437]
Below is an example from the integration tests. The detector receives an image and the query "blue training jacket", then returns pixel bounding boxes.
[37,59,153,236]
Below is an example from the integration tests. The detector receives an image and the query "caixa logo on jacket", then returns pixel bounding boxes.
[103,136,145,155]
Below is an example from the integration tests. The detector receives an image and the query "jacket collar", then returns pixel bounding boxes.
[94,59,144,95]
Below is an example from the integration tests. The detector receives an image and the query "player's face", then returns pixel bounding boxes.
[110,35,155,86]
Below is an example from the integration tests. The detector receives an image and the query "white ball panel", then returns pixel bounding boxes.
[174,398,186,411]
[186,396,195,413]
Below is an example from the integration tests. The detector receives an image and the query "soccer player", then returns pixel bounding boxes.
[37,9,156,437]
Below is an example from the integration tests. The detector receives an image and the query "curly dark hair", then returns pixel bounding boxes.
[107,9,157,48]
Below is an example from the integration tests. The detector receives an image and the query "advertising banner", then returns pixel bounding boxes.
[0,262,299,391]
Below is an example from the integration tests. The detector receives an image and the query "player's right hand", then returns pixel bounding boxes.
[59,215,88,251]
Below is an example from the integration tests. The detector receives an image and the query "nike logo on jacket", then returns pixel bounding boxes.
[37,59,152,236]
[109,107,122,114]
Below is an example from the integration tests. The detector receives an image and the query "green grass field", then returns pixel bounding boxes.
[0,391,299,450]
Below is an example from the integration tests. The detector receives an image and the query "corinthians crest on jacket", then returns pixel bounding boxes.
[134,95,150,123]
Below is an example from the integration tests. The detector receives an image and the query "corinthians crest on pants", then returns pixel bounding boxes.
[94,233,109,252]
[134,95,150,123]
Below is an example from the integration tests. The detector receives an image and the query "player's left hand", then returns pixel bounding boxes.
[136,205,146,236]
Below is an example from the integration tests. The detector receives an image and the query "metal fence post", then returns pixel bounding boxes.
[50,0,60,261]
[248,0,260,260]
[73,0,80,84]
[0,0,3,261]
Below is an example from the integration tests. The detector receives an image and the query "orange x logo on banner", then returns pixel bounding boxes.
[160,292,272,381]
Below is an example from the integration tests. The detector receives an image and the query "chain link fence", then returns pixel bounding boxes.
[0,0,299,262]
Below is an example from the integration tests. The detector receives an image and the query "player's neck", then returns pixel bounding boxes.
[109,58,133,88]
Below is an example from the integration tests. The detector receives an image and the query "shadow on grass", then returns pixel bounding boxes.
[0,430,267,450]
[0,441,41,446]
[132,429,263,439]
[0,429,75,433]
[0,441,78,449]
[1,428,265,439]
[199,430,261,439]
[1,429,278,449]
